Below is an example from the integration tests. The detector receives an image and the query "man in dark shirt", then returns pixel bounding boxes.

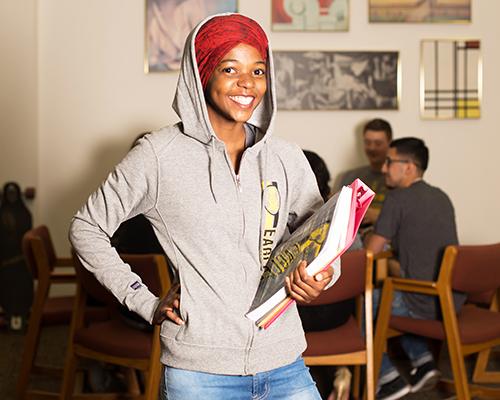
[366,138,465,400]
[338,119,392,240]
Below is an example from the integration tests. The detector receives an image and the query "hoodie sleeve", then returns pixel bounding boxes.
[69,137,160,323]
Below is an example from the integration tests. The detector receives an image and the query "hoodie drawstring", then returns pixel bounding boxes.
[208,138,218,204]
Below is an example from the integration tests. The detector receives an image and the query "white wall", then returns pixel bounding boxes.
[0,0,38,216]
[2,0,499,254]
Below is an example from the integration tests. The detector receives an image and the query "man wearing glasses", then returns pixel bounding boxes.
[366,137,465,400]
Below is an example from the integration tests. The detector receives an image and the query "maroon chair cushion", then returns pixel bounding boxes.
[467,290,495,306]
[305,250,366,306]
[303,316,365,357]
[390,304,500,345]
[42,297,109,325]
[74,319,153,359]
[452,243,500,293]
[41,296,75,325]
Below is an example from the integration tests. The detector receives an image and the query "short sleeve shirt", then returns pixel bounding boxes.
[374,180,465,319]
[339,165,388,211]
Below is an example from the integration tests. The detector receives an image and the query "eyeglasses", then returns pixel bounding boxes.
[384,157,411,166]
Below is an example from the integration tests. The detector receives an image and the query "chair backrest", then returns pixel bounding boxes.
[303,249,368,307]
[72,252,171,307]
[22,225,56,279]
[446,243,500,294]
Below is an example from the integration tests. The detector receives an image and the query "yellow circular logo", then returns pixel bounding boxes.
[265,184,280,215]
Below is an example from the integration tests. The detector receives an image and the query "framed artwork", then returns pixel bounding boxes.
[273,50,400,110]
[145,0,238,73]
[369,0,471,23]
[420,39,481,119]
[271,0,349,31]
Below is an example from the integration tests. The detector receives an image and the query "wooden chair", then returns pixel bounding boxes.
[373,244,500,400]
[17,225,80,399]
[466,289,500,385]
[302,249,375,400]
[60,253,171,400]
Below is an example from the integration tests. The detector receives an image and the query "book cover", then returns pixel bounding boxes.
[246,178,374,328]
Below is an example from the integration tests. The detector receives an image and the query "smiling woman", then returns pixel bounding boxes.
[70,13,330,400]
[206,44,267,125]
[205,44,267,171]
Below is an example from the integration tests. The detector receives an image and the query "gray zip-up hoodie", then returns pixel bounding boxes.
[69,13,323,375]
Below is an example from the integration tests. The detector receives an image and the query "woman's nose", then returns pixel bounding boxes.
[237,73,255,88]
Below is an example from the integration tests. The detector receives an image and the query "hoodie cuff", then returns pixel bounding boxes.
[127,288,161,324]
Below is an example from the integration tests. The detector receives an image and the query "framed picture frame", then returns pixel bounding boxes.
[420,39,482,120]
[271,0,349,31]
[273,50,400,110]
[144,0,238,73]
[368,0,471,23]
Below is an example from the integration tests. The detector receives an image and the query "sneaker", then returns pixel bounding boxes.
[409,361,441,393]
[376,376,411,400]
[327,367,352,400]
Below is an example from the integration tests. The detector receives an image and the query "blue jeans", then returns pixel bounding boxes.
[373,289,433,385]
[160,357,321,400]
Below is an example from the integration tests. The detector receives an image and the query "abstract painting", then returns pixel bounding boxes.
[274,50,399,110]
[145,0,238,73]
[369,0,471,23]
[421,39,481,119]
[272,0,349,31]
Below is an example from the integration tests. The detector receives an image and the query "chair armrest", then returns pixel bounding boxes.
[374,250,394,260]
[50,270,76,283]
[54,257,73,266]
[391,277,438,296]
[373,250,394,285]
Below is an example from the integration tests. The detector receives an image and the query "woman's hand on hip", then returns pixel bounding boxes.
[152,282,184,325]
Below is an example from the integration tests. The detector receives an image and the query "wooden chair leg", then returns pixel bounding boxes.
[444,335,470,400]
[16,315,41,398]
[16,284,49,399]
[60,282,87,400]
[372,282,394,386]
[59,347,78,400]
[473,348,500,383]
[473,290,500,384]
[351,365,360,399]
[124,367,141,395]
[143,361,162,400]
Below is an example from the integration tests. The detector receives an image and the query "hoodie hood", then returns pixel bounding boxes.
[172,13,277,146]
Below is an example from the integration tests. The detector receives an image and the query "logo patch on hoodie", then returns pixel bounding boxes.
[131,281,142,290]
[260,181,280,265]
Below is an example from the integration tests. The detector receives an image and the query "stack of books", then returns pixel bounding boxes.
[246,179,374,329]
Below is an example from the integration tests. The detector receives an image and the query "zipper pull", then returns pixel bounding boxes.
[236,174,242,193]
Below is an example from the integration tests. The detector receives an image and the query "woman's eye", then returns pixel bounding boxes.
[223,67,235,73]
[254,68,266,76]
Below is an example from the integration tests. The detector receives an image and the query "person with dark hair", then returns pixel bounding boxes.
[299,150,354,399]
[303,150,331,202]
[366,137,465,400]
[0,182,33,331]
[298,150,355,333]
[70,13,334,400]
[338,118,393,235]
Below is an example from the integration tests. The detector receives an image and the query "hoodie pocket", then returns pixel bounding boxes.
[160,318,184,340]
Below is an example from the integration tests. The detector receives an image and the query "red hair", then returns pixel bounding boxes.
[195,14,268,89]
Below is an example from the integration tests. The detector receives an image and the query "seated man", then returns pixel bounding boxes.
[366,138,466,400]
[338,118,392,237]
